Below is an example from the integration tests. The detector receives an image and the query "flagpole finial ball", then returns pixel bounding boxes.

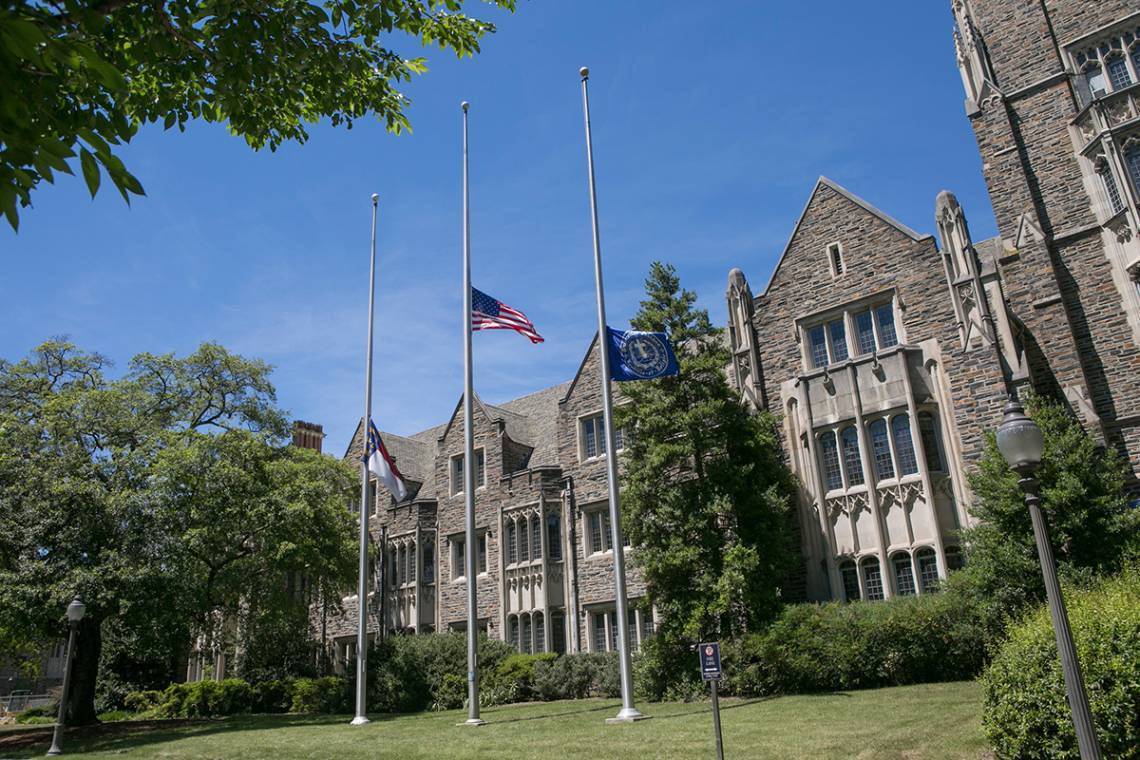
[371,193,379,204]
[579,66,589,79]
[461,101,469,112]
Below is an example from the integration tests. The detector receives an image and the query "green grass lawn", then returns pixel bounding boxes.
[0,681,989,759]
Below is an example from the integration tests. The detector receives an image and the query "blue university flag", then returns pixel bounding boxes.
[606,327,680,382]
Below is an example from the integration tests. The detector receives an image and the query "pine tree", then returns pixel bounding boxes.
[617,262,796,646]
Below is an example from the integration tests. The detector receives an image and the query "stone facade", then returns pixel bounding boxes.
[316,337,653,670]
[725,0,1140,604]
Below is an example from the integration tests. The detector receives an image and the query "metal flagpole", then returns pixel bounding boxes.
[351,193,381,726]
[579,66,647,724]
[460,100,485,727]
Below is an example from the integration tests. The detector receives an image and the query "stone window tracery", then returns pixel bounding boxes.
[1097,157,1125,215]
[869,419,895,480]
[890,415,919,476]
[818,431,843,491]
[840,426,865,487]
[1070,22,1140,105]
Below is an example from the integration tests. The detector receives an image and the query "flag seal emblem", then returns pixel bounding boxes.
[620,332,670,378]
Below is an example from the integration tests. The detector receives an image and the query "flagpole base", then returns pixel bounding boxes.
[605,707,650,724]
[458,718,486,727]
[350,715,370,726]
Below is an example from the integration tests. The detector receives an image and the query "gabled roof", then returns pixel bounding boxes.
[559,331,600,406]
[760,177,934,296]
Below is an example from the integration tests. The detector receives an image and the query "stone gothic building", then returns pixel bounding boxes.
[316,337,655,671]
[315,0,1140,664]
[725,0,1140,604]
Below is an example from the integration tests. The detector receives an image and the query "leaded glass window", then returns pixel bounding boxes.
[640,608,655,642]
[588,510,612,554]
[509,616,520,650]
[551,610,566,654]
[422,538,435,583]
[521,615,532,654]
[519,519,530,563]
[891,414,918,476]
[840,425,864,487]
[840,560,861,602]
[1101,164,1125,214]
[477,533,487,574]
[1108,55,1132,90]
[408,543,416,582]
[1126,144,1140,194]
[828,318,849,362]
[945,546,964,571]
[592,613,607,652]
[809,324,829,368]
[506,521,518,564]
[855,310,876,355]
[534,612,545,654]
[547,512,562,561]
[916,548,939,593]
[918,412,945,472]
[1088,62,1107,97]
[819,431,842,491]
[893,553,916,596]
[869,419,895,480]
[875,303,898,347]
[862,557,884,601]
[530,516,542,560]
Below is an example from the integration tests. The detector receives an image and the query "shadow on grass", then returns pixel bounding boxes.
[480,701,618,725]
[0,714,382,758]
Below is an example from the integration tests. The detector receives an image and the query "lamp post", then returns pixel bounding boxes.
[995,398,1102,760]
[46,597,85,757]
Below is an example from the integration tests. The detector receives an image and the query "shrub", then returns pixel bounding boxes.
[488,653,557,702]
[981,565,1140,759]
[250,679,293,714]
[531,652,620,701]
[726,590,988,696]
[290,677,350,714]
[122,689,163,714]
[14,705,56,724]
[156,678,254,718]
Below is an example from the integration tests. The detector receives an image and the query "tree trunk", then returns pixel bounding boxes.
[65,617,101,726]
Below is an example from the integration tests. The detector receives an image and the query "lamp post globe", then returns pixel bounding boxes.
[995,398,1044,474]
[65,598,85,624]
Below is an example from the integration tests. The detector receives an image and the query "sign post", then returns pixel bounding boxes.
[697,642,724,760]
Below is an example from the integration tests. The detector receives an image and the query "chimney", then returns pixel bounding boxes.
[291,420,324,453]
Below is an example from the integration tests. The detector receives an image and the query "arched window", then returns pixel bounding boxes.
[861,557,884,601]
[1108,54,1132,90]
[945,546,964,572]
[533,612,545,654]
[520,614,532,654]
[918,412,946,472]
[869,419,895,480]
[892,552,916,596]
[840,426,864,487]
[546,512,562,561]
[916,547,939,593]
[818,431,842,491]
[506,520,518,565]
[839,560,860,602]
[531,516,542,560]
[508,615,520,651]
[891,415,918,476]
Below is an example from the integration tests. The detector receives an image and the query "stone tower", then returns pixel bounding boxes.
[953,0,1140,480]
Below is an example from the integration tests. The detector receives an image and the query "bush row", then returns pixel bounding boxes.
[636,586,990,701]
[126,635,623,718]
[981,563,1139,759]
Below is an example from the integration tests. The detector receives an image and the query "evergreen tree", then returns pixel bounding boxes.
[617,262,796,646]
[951,391,1139,626]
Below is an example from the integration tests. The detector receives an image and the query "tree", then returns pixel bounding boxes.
[0,340,357,724]
[951,391,1140,627]
[0,0,515,229]
[618,262,797,648]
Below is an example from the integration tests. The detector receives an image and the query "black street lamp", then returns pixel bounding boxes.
[995,398,1102,760]
[46,597,85,757]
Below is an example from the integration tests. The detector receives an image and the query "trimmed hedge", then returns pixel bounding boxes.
[641,589,990,700]
[981,564,1140,759]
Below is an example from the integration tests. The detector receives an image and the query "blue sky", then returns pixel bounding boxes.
[0,1,996,456]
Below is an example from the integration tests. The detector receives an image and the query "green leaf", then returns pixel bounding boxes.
[79,149,100,198]
[3,202,19,232]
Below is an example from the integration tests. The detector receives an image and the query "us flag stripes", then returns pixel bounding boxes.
[471,287,544,343]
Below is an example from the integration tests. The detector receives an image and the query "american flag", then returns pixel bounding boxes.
[471,287,544,343]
